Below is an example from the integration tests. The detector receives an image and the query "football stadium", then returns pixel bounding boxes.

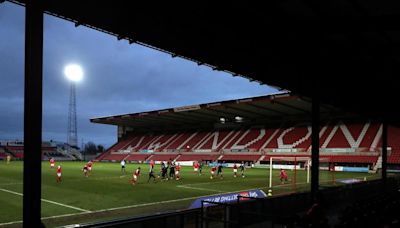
[2,1,400,228]
[0,94,398,227]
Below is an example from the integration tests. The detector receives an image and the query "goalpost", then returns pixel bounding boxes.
[268,156,334,193]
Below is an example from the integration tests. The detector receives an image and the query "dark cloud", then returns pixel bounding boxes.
[0,2,278,147]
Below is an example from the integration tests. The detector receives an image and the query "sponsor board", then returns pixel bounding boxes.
[337,178,362,184]
[208,162,228,167]
[334,166,344,172]
[173,105,201,112]
[189,189,266,209]
[342,167,369,172]
[272,148,299,153]
[272,164,301,170]
[175,161,195,166]
[321,148,355,153]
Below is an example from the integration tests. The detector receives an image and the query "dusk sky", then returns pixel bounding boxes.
[0,2,279,147]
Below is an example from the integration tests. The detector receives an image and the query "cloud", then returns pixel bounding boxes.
[0,2,278,147]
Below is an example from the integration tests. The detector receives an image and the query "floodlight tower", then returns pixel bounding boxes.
[64,64,83,150]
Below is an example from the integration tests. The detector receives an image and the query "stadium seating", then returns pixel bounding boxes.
[249,129,278,150]
[125,153,150,162]
[101,153,129,161]
[388,149,400,164]
[233,129,261,148]
[181,132,209,151]
[97,121,400,165]
[279,127,309,147]
[0,147,6,159]
[220,154,261,162]
[2,145,66,160]
[359,123,380,148]
[166,133,192,150]
[6,146,24,158]
[326,155,378,163]
[147,154,179,161]
[177,153,220,161]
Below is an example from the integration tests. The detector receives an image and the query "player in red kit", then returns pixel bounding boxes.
[175,163,181,180]
[83,165,89,177]
[56,165,62,183]
[131,167,141,185]
[233,163,238,178]
[279,169,288,184]
[193,162,199,174]
[210,166,217,179]
[87,161,93,176]
[50,158,55,168]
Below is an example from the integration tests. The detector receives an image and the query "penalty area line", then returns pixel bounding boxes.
[0,175,376,226]
[0,185,276,226]
[0,182,23,186]
[0,188,91,213]
[177,185,224,193]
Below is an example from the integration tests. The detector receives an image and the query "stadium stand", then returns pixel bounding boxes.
[176,153,220,161]
[101,153,129,161]
[147,153,179,162]
[219,154,261,162]
[97,121,399,166]
[0,146,7,159]
[6,146,24,158]
[0,141,75,160]
[125,153,150,162]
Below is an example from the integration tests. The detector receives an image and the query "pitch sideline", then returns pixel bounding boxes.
[0,188,91,213]
[0,175,373,226]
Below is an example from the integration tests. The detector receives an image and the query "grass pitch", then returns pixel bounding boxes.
[0,161,380,227]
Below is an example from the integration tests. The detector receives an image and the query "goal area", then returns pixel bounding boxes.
[267,156,335,194]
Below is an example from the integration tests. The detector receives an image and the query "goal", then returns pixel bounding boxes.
[267,156,334,194]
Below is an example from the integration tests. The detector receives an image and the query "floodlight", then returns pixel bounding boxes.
[235,116,243,122]
[64,64,83,82]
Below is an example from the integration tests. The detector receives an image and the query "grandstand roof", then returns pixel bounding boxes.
[90,93,353,131]
[9,0,400,124]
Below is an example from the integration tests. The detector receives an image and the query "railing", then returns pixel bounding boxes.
[78,208,201,228]
[201,200,235,228]
[75,177,400,228]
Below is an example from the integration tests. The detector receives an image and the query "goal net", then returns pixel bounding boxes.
[267,156,334,195]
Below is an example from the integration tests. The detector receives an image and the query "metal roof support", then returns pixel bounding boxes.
[273,100,310,114]
[381,121,387,185]
[246,103,287,115]
[311,84,320,203]
[225,105,267,118]
[128,38,136,44]
[23,1,43,226]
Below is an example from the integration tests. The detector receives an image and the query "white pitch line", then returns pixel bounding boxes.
[177,185,224,193]
[0,188,91,213]
[40,199,90,212]
[182,177,267,187]
[0,220,23,226]
[0,185,272,226]
[0,182,23,186]
[0,175,377,226]
[68,176,126,182]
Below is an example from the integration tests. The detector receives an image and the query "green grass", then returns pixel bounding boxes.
[0,161,381,227]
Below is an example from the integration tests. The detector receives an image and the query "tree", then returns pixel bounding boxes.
[84,142,98,155]
[97,145,104,153]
